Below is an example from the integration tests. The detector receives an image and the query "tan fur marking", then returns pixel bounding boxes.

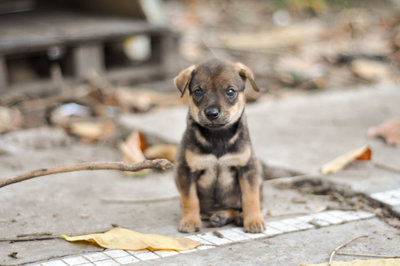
[229,130,240,145]
[198,169,217,188]
[217,167,235,188]
[239,177,264,233]
[180,182,200,216]
[194,127,210,147]
[185,150,217,171]
[185,150,217,188]
[219,146,251,167]
[179,182,202,232]
[185,147,251,189]
[227,93,245,126]
[189,97,201,124]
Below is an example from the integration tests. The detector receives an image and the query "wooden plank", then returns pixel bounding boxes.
[1,64,164,103]
[0,57,7,91]
[73,43,104,79]
[0,10,166,55]
[159,32,179,76]
[106,64,164,84]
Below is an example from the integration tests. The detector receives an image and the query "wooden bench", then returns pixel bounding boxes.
[0,9,176,95]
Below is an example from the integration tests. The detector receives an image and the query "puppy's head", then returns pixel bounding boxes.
[174,59,259,129]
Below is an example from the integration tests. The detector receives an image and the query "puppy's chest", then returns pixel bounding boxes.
[185,147,251,188]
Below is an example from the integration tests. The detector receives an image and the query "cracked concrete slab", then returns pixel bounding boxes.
[1,85,400,265]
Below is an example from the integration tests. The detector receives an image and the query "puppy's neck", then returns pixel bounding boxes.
[196,120,240,141]
[188,115,246,157]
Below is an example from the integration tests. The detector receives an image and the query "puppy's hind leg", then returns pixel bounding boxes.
[209,209,241,227]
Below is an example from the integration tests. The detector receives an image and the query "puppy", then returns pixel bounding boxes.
[174,58,265,233]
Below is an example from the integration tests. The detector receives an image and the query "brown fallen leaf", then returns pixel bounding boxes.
[302,258,400,266]
[114,88,153,112]
[0,106,22,134]
[120,131,149,176]
[114,88,184,112]
[61,228,202,251]
[386,218,400,228]
[8,252,18,259]
[144,144,177,163]
[219,22,322,50]
[368,117,400,147]
[349,59,392,82]
[68,121,115,143]
[291,198,307,204]
[321,146,372,175]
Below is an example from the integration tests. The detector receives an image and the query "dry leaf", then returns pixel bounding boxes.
[0,106,22,134]
[350,59,392,81]
[114,88,183,112]
[120,131,149,176]
[321,146,372,175]
[61,228,201,251]
[114,89,153,112]
[144,144,177,163]
[386,218,400,228]
[368,117,400,147]
[69,121,115,142]
[220,22,322,50]
[302,258,400,266]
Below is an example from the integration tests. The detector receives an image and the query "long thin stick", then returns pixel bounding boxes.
[0,236,59,242]
[336,252,400,259]
[374,162,400,174]
[328,235,368,266]
[0,159,173,189]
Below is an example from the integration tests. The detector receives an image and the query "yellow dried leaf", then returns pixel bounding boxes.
[69,121,115,142]
[303,258,400,266]
[120,131,149,176]
[321,145,372,175]
[144,144,177,163]
[61,228,201,251]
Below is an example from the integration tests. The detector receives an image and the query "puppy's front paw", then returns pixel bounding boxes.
[178,216,202,233]
[243,215,265,233]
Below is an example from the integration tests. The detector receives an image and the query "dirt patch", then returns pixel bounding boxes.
[277,177,400,228]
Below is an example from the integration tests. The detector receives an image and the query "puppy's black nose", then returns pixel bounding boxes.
[204,107,220,120]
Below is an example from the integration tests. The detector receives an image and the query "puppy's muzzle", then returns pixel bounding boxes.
[204,107,220,121]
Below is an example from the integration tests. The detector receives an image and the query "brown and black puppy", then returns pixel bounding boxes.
[174,58,265,233]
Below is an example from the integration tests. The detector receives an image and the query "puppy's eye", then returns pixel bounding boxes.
[193,89,203,97]
[226,88,237,98]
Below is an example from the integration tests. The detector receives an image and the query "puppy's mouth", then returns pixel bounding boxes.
[202,121,229,129]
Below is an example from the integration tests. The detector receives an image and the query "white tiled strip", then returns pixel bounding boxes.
[29,210,375,266]
[370,188,400,207]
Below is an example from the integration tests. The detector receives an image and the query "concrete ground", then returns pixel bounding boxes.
[1,84,400,265]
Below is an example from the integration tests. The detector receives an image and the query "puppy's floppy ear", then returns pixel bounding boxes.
[235,62,259,92]
[174,65,195,97]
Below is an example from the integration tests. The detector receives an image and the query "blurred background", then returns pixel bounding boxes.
[0,0,399,137]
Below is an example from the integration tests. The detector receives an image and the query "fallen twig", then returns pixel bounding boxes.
[374,162,400,174]
[336,252,400,259]
[328,235,368,266]
[0,159,173,189]
[212,231,224,238]
[0,228,112,243]
[0,236,59,242]
[17,232,53,238]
